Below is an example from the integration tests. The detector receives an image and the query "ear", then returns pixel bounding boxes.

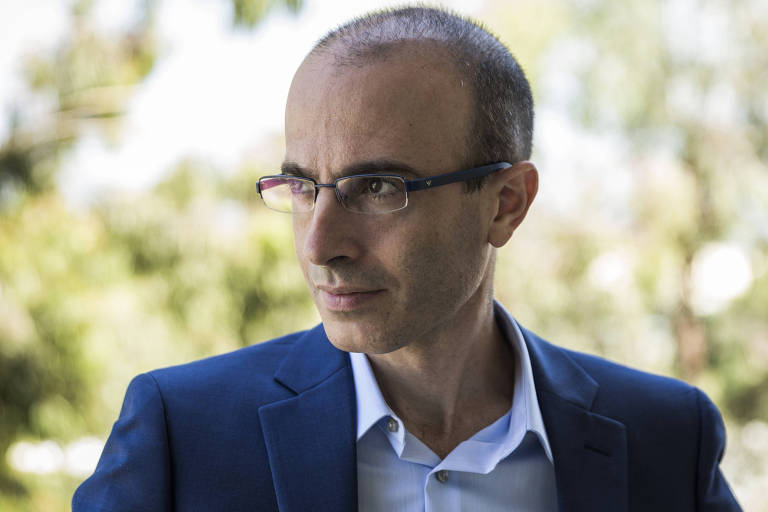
[487,161,538,248]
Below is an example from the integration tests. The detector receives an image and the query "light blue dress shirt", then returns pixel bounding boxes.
[350,302,558,512]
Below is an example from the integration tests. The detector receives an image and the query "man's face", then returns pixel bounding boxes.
[285,46,497,354]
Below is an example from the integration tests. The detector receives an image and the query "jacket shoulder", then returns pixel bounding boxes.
[524,328,705,426]
[540,339,716,452]
[542,340,739,510]
[562,346,698,412]
[147,329,309,406]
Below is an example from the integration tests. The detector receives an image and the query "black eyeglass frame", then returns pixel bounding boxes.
[257,161,512,214]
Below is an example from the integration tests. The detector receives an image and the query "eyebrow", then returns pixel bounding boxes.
[280,159,422,181]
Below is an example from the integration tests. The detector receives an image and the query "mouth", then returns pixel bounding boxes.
[316,286,385,312]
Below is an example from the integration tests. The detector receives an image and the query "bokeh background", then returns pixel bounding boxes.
[1,0,766,509]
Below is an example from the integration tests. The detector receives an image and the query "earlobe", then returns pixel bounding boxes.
[487,162,538,248]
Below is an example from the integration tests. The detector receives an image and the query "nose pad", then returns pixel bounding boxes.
[313,184,342,212]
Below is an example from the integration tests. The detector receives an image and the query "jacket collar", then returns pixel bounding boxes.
[260,322,630,512]
[521,326,629,512]
[273,324,349,393]
[259,325,357,512]
[521,325,599,409]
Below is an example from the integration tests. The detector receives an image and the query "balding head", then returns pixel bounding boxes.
[308,6,534,190]
[287,41,474,175]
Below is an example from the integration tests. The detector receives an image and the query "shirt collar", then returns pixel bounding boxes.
[349,346,396,441]
[494,300,553,462]
[349,300,553,462]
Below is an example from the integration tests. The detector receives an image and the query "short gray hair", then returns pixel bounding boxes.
[312,6,534,190]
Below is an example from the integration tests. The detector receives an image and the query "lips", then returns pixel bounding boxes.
[316,285,384,311]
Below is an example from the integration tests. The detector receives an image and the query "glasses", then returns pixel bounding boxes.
[257,162,511,214]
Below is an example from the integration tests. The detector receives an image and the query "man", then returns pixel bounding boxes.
[73,6,741,511]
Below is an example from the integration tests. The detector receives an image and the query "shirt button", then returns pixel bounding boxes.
[386,417,399,432]
[436,470,448,483]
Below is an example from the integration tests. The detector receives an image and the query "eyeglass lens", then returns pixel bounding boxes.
[260,176,407,214]
[259,177,315,212]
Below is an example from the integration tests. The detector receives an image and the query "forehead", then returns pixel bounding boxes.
[284,43,474,178]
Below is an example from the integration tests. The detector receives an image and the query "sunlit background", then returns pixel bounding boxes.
[1,0,767,509]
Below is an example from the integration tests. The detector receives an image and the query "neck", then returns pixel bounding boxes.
[366,291,516,459]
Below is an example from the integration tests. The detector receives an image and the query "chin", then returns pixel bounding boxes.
[322,319,405,355]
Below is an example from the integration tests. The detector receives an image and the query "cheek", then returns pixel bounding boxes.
[291,217,312,276]
[396,212,486,300]
[396,217,473,296]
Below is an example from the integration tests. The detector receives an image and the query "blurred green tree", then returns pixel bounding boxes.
[489,0,767,415]
[1,0,766,509]
[0,0,306,506]
[489,2,767,507]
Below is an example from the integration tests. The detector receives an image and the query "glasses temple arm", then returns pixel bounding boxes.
[405,162,511,191]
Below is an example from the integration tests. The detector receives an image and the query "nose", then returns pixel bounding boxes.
[298,185,362,267]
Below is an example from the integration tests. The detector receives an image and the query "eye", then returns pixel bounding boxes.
[362,177,397,196]
[288,179,311,194]
[368,178,383,194]
[337,176,406,213]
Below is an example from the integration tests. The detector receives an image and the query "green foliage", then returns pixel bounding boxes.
[0,164,316,508]
[490,1,768,506]
[232,0,303,28]
[0,0,309,507]
[0,195,101,499]
[0,0,157,202]
[1,0,766,509]
[0,129,64,197]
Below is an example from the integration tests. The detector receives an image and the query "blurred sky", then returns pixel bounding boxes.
[0,0,484,205]
[0,0,647,224]
[0,0,759,312]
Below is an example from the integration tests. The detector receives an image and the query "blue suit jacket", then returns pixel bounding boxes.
[73,324,741,511]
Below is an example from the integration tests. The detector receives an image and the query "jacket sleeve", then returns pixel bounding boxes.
[72,373,173,511]
[695,388,742,512]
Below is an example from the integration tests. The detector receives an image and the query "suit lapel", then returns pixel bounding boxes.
[258,322,629,512]
[522,327,628,512]
[259,325,357,512]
